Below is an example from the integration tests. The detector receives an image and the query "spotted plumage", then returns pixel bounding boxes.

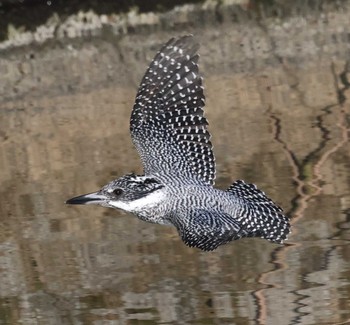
[66,35,291,251]
[130,36,215,186]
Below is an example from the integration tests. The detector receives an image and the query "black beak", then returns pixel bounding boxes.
[66,192,107,205]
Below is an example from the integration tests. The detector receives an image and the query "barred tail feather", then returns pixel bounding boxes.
[226,180,291,243]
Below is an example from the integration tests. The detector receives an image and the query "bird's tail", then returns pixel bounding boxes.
[226,180,291,244]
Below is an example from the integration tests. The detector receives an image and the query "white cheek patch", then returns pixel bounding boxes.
[109,190,165,212]
[109,200,131,210]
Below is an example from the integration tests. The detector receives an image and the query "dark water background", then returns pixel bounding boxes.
[1,4,350,324]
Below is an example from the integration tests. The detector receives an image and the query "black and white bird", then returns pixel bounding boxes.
[66,35,290,251]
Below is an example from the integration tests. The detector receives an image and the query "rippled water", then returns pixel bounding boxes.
[1,36,350,324]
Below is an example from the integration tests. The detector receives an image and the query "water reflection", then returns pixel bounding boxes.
[0,40,350,325]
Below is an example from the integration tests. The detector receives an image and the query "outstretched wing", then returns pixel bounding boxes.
[172,209,249,251]
[130,35,216,185]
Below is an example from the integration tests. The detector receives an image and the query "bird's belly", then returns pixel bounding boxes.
[135,210,172,225]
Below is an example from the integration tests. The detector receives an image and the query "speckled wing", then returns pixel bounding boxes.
[173,209,247,251]
[130,35,216,185]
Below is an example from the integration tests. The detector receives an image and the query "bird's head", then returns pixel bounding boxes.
[66,173,165,212]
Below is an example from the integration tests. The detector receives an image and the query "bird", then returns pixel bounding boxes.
[66,35,291,251]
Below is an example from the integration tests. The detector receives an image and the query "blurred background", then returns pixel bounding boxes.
[0,0,349,324]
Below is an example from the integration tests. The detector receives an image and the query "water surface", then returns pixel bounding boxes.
[0,36,350,325]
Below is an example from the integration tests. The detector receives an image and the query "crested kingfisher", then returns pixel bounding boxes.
[66,35,290,251]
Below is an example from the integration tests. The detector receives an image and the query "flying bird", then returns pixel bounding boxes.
[66,35,290,251]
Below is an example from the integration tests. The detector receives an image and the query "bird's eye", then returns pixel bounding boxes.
[113,189,123,196]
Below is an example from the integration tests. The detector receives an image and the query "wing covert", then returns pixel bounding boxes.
[130,35,216,185]
[172,209,247,251]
